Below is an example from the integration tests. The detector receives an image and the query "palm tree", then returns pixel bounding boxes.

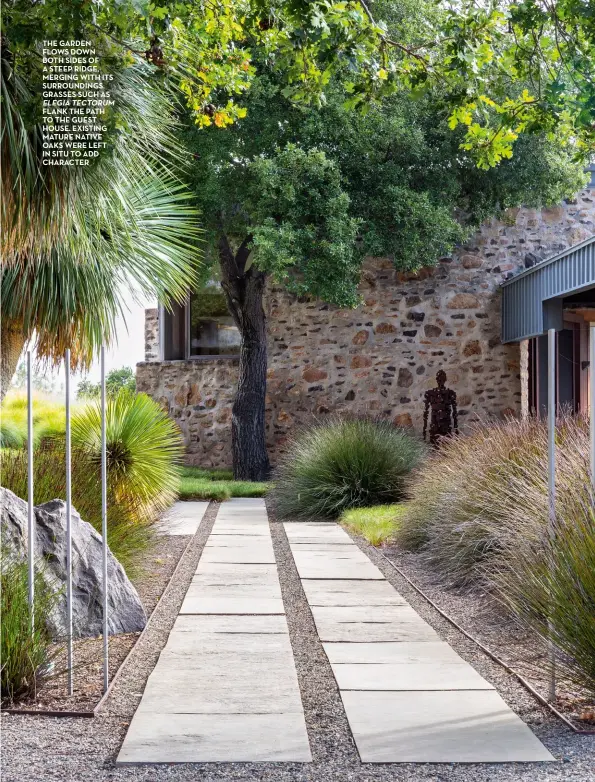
[1,61,201,399]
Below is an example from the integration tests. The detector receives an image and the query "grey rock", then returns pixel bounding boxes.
[1,487,146,638]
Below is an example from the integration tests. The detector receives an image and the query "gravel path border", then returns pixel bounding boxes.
[2,507,593,782]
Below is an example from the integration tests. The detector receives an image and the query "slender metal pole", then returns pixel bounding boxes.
[590,324,595,492]
[547,328,556,702]
[101,346,109,693]
[65,349,74,695]
[27,351,34,621]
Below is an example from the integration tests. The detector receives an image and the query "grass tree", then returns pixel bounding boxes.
[0,64,201,399]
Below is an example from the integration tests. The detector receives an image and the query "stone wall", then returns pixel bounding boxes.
[144,308,159,361]
[136,191,595,468]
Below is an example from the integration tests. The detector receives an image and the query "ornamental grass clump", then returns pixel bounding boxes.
[270,417,424,519]
[1,550,61,705]
[398,415,595,694]
[397,415,589,588]
[1,391,183,575]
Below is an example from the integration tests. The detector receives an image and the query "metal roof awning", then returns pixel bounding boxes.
[501,236,595,343]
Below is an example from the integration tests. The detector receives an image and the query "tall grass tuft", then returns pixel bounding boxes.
[270,417,424,519]
[398,415,595,694]
[1,392,66,447]
[71,390,184,520]
[1,392,182,575]
[1,550,61,705]
[397,415,590,587]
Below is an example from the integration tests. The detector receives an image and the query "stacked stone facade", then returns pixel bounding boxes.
[137,192,595,468]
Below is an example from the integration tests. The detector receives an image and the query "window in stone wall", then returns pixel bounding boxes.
[188,286,241,357]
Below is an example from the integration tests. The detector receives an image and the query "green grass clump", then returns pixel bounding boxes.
[1,550,61,705]
[341,504,405,546]
[398,414,595,695]
[177,466,268,500]
[269,417,424,520]
[1,391,183,576]
[1,392,67,448]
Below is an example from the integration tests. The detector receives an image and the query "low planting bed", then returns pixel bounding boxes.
[2,530,190,714]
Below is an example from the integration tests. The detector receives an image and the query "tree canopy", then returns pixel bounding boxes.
[185,69,585,304]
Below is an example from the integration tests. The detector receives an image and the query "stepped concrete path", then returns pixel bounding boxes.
[117,499,311,764]
[284,521,555,764]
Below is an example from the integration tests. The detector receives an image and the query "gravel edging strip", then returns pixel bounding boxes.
[268,518,360,766]
[373,548,595,737]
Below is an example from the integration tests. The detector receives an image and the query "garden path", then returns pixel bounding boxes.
[117,498,311,763]
[117,500,553,766]
[285,521,554,763]
[158,501,209,535]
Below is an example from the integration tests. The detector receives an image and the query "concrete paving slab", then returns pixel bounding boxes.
[117,713,312,764]
[171,612,288,635]
[331,662,494,691]
[136,663,304,714]
[158,501,209,535]
[184,579,282,599]
[323,640,467,665]
[291,552,385,580]
[284,522,353,544]
[159,637,295,666]
[199,546,276,565]
[302,579,407,606]
[180,596,285,615]
[341,690,555,762]
[192,562,280,585]
[311,605,439,643]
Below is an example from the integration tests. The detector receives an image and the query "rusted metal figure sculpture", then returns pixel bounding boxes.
[423,370,458,447]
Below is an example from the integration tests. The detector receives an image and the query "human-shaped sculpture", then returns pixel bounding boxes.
[422,370,458,447]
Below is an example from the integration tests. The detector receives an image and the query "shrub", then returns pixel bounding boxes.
[1,445,153,576]
[1,392,182,575]
[341,504,405,546]
[1,550,61,705]
[1,392,66,448]
[71,390,183,519]
[397,415,590,588]
[397,415,595,694]
[270,417,424,519]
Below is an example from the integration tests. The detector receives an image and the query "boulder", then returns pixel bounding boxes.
[1,487,146,638]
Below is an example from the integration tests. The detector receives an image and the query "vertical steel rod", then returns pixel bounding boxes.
[27,351,34,620]
[590,324,595,492]
[101,346,109,693]
[547,328,556,702]
[65,349,74,695]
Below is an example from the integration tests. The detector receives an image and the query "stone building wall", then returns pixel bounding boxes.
[136,191,595,468]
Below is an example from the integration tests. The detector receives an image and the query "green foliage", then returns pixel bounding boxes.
[187,69,584,301]
[1,391,182,574]
[177,466,268,501]
[270,418,424,520]
[77,367,136,400]
[249,145,361,306]
[496,499,595,695]
[398,415,595,693]
[1,445,154,577]
[71,391,183,517]
[1,393,66,448]
[341,504,405,546]
[0,550,61,705]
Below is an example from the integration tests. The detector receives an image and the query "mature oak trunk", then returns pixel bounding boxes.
[1,319,26,402]
[218,234,271,481]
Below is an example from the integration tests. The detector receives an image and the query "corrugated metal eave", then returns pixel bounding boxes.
[501,237,595,343]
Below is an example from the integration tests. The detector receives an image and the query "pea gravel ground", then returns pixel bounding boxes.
[2,507,593,782]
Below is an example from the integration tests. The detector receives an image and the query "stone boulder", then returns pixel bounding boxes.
[1,487,147,638]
